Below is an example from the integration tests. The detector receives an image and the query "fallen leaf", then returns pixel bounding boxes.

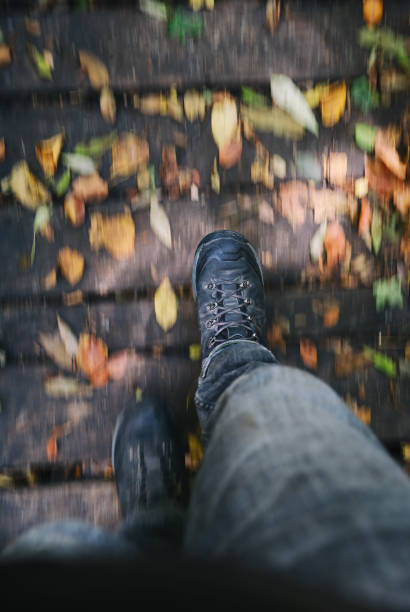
[271,154,286,178]
[63,153,96,176]
[323,221,346,268]
[31,205,52,265]
[189,344,201,360]
[167,7,203,45]
[77,333,108,386]
[44,376,92,398]
[42,268,57,290]
[160,145,179,199]
[0,44,11,68]
[211,157,220,193]
[401,234,410,266]
[405,341,410,361]
[335,350,371,377]
[139,0,168,20]
[24,17,41,36]
[46,431,58,462]
[64,192,85,226]
[219,124,242,169]
[10,161,50,210]
[304,83,326,109]
[310,220,327,263]
[150,191,172,249]
[100,86,116,124]
[258,200,275,224]
[373,276,403,311]
[0,475,14,489]
[270,74,318,136]
[111,133,149,178]
[137,166,150,192]
[365,156,403,200]
[266,0,281,34]
[58,247,85,286]
[323,304,340,327]
[375,129,406,180]
[35,130,65,177]
[39,331,73,371]
[89,210,135,259]
[27,43,52,79]
[355,177,368,198]
[0,137,4,161]
[275,181,308,228]
[300,338,317,370]
[165,87,184,122]
[57,316,78,358]
[154,277,178,332]
[351,75,379,112]
[320,81,346,128]
[358,197,372,250]
[184,90,206,122]
[185,433,204,471]
[371,209,382,254]
[75,132,117,157]
[251,154,274,190]
[327,152,347,187]
[107,350,129,381]
[137,93,163,115]
[79,49,109,90]
[394,186,410,217]
[56,168,71,197]
[72,172,108,203]
[296,151,322,182]
[363,0,383,26]
[211,93,238,151]
[240,103,305,139]
[267,323,286,353]
[355,123,377,153]
[63,290,83,306]
[345,394,371,426]
[363,346,396,378]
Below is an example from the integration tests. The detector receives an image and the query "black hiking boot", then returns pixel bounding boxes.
[192,230,266,361]
[112,396,187,519]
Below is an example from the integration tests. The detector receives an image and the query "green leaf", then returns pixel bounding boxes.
[359,26,410,73]
[351,76,379,113]
[270,74,318,137]
[383,212,401,243]
[168,8,203,44]
[31,205,51,265]
[241,87,268,108]
[373,276,403,311]
[363,346,397,378]
[62,153,95,175]
[355,123,377,153]
[26,43,52,80]
[55,168,71,197]
[371,209,382,255]
[74,131,117,157]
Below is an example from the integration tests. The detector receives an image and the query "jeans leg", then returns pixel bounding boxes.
[185,354,410,610]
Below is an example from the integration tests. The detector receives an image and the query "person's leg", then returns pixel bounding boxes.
[184,230,410,610]
[3,395,188,560]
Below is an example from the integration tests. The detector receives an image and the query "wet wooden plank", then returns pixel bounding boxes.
[0,481,121,551]
[0,358,201,467]
[2,1,407,94]
[1,288,409,360]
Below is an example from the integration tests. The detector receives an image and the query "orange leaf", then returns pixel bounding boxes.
[107,350,129,381]
[300,338,317,370]
[76,333,108,382]
[57,247,85,286]
[323,221,346,268]
[374,129,406,180]
[46,432,58,462]
[323,305,340,328]
[358,197,372,237]
[363,0,383,26]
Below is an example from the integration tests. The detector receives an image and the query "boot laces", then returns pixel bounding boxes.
[206,278,258,348]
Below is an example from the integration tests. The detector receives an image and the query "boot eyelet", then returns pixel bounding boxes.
[248,315,252,321]
[208,302,216,311]
[241,280,249,289]
[245,297,252,305]
[206,320,214,328]
[251,332,258,339]
[207,282,214,290]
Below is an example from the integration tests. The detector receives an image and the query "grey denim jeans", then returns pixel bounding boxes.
[3,340,410,610]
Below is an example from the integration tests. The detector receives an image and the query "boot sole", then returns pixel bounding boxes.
[192,230,264,301]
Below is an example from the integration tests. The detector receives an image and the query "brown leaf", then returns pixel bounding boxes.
[76,333,108,386]
[107,350,129,381]
[0,44,11,68]
[72,172,108,203]
[111,133,149,179]
[58,247,85,286]
[375,129,406,180]
[267,323,286,353]
[24,17,41,36]
[266,0,281,34]
[89,210,135,260]
[0,137,5,161]
[334,351,371,377]
[275,181,308,228]
[309,187,349,223]
[64,192,85,226]
[79,50,109,90]
[400,234,410,266]
[160,145,179,199]
[327,152,347,187]
[258,200,275,224]
[46,431,58,462]
[323,304,340,328]
[324,221,346,268]
[42,267,57,290]
[35,130,65,177]
[358,197,372,250]
[300,338,317,370]
[39,331,73,371]
[365,156,403,200]
[394,186,410,217]
[100,86,116,124]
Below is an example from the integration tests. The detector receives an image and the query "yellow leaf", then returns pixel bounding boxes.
[211,94,238,151]
[35,130,65,177]
[189,344,201,360]
[320,81,347,127]
[78,50,109,90]
[89,210,135,260]
[211,157,220,194]
[10,161,50,210]
[154,277,178,332]
[111,133,149,178]
[184,90,206,122]
[100,86,116,124]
